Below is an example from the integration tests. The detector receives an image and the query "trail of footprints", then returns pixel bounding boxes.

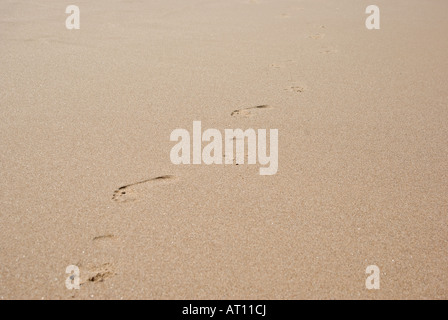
[77,176,178,288]
[85,12,332,287]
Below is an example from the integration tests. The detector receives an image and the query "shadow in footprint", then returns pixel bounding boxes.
[93,234,116,242]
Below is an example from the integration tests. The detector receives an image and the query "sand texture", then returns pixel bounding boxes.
[0,0,447,299]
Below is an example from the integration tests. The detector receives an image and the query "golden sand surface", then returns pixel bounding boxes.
[0,0,447,299]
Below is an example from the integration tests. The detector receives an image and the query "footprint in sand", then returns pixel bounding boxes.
[221,136,249,165]
[80,263,116,285]
[284,85,305,93]
[222,152,250,165]
[92,234,116,242]
[231,105,273,118]
[112,175,177,203]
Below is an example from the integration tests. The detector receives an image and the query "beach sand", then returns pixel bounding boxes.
[0,0,447,299]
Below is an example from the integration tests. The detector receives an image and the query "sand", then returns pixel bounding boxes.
[0,0,447,300]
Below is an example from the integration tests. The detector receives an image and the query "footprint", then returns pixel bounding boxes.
[284,85,305,93]
[112,175,177,203]
[222,153,250,165]
[93,234,116,242]
[81,263,116,284]
[221,136,253,165]
[231,105,273,118]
